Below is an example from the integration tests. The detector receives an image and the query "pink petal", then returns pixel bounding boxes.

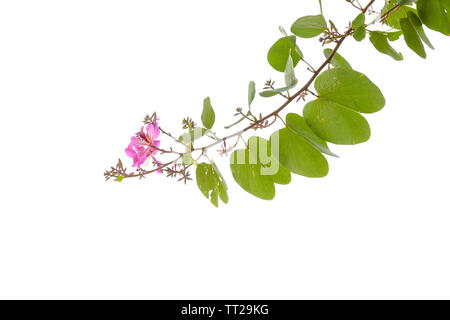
[146,123,160,140]
[130,136,140,145]
[151,140,161,155]
[125,144,136,158]
[135,153,148,167]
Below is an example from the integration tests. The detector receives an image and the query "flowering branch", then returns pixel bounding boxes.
[105,0,449,206]
[105,0,372,181]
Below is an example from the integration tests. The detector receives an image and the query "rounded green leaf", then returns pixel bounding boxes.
[323,48,352,69]
[314,68,385,114]
[270,128,329,178]
[417,0,450,35]
[303,98,371,145]
[201,97,215,129]
[247,136,291,186]
[369,31,404,61]
[230,137,291,200]
[353,26,366,41]
[352,13,366,30]
[267,36,302,72]
[230,149,275,200]
[285,113,338,157]
[291,15,327,38]
[272,165,292,185]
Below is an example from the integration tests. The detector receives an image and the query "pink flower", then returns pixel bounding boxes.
[154,159,164,174]
[125,121,161,169]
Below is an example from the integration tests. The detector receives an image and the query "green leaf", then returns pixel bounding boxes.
[201,97,215,129]
[291,15,327,38]
[303,98,371,145]
[407,11,434,49]
[442,0,450,12]
[260,55,298,97]
[314,68,385,114]
[212,161,228,204]
[267,36,302,72]
[386,31,403,41]
[248,81,256,107]
[279,25,288,37]
[259,91,279,98]
[270,128,329,177]
[259,81,298,97]
[210,190,218,207]
[417,0,450,35]
[353,26,366,41]
[183,153,194,166]
[230,137,291,200]
[397,0,417,4]
[308,69,381,145]
[196,162,228,207]
[230,149,275,200]
[285,113,338,157]
[382,2,418,30]
[351,12,366,42]
[369,31,404,61]
[352,13,366,30]
[284,54,297,87]
[179,127,208,144]
[272,164,291,185]
[323,48,352,69]
[400,17,427,58]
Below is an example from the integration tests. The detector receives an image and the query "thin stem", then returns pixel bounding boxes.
[159,126,185,147]
[302,58,317,73]
[276,114,286,126]
[224,114,246,129]
[349,0,364,11]
[306,89,318,97]
[153,146,183,155]
[123,155,182,179]
[380,3,401,23]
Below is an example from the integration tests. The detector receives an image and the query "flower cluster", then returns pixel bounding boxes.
[125,119,162,171]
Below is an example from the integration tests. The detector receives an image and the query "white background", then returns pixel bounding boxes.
[1,0,449,299]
